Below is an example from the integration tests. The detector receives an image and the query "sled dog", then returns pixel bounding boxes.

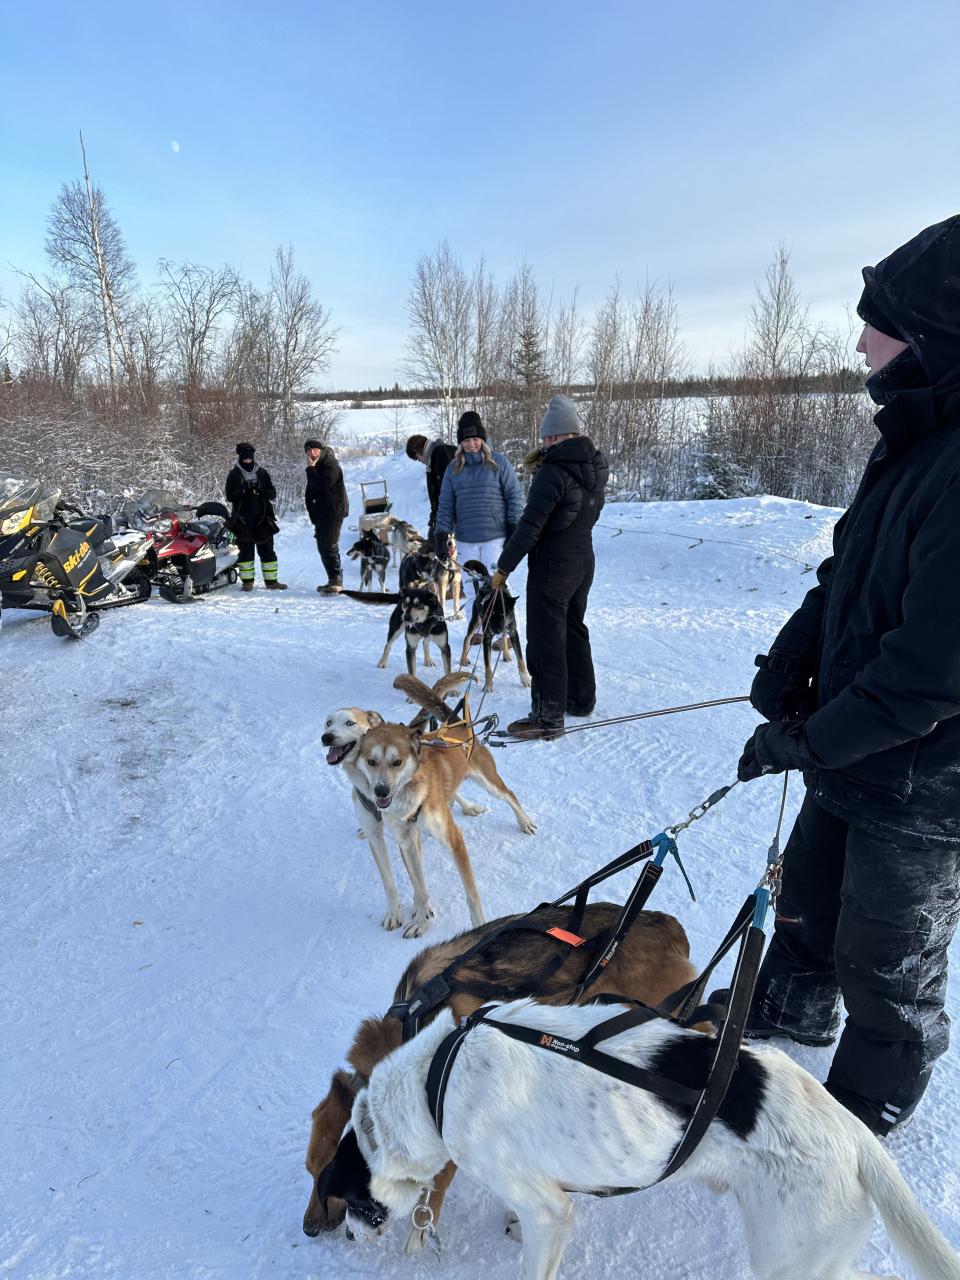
[320,997,960,1280]
[378,587,451,677]
[434,532,463,620]
[321,674,479,936]
[303,905,699,1249]
[353,674,535,938]
[460,559,530,693]
[347,529,390,592]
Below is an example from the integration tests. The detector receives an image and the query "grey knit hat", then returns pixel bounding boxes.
[538,394,582,440]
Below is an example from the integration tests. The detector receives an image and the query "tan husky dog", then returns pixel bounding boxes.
[355,675,536,936]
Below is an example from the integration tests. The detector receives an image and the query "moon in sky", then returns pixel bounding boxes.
[170,140,181,153]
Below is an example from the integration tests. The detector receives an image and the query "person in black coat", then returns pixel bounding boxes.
[304,439,348,594]
[733,215,960,1136]
[225,443,286,591]
[405,434,456,540]
[492,395,609,739]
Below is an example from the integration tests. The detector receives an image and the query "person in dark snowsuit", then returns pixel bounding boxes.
[406,433,456,541]
[225,443,286,591]
[493,395,608,739]
[304,438,348,594]
[734,214,960,1136]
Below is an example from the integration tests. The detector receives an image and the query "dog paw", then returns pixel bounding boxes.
[505,1211,522,1243]
[357,828,366,840]
[381,909,404,931]
[520,673,532,688]
[484,681,494,694]
[458,801,487,817]
[518,815,537,835]
[376,658,388,669]
[423,657,435,668]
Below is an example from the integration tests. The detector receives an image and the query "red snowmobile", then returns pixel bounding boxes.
[126,489,240,603]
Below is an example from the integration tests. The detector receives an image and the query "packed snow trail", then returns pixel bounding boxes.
[2,449,957,1279]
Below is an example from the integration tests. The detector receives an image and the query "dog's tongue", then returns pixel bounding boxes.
[375,796,393,809]
[326,745,343,764]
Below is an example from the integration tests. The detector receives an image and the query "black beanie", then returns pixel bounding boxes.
[457,410,486,443]
[303,438,324,451]
[236,442,256,458]
[857,270,905,341]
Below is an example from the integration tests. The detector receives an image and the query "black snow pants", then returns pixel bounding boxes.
[313,517,344,584]
[753,792,960,1131]
[525,549,596,727]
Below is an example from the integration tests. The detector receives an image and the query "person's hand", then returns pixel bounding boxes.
[738,721,819,782]
[750,652,814,721]
[491,570,508,591]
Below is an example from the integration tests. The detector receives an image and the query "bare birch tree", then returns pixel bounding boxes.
[269,244,337,430]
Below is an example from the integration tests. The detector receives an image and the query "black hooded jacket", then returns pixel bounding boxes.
[499,436,609,574]
[425,440,456,536]
[225,464,279,543]
[305,447,348,525]
[770,214,960,843]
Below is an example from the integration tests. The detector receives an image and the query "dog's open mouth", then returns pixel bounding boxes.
[325,743,352,765]
[375,795,394,810]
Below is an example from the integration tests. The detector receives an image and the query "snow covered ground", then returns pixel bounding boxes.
[2,451,958,1279]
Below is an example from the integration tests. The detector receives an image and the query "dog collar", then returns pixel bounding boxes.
[353,787,383,824]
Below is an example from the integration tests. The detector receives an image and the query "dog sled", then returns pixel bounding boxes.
[357,480,392,537]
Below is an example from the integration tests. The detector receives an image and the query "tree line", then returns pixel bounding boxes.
[0,137,874,511]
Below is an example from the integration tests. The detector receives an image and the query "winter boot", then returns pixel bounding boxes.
[707,987,838,1048]
[317,581,343,595]
[241,579,255,593]
[506,716,564,741]
[825,1082,919,1138]
[262,561,286,590]
[566,700,596,717]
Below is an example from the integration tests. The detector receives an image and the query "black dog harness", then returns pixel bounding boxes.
[386,826,701,1042]
[424,885,768,1186]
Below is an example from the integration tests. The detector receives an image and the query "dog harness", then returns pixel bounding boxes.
[423,884,770,1187]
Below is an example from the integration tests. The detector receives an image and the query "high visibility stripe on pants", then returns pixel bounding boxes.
[262,561,279,582]
[238,559,255,582]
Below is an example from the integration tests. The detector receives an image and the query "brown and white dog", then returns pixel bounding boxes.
[321,675,484,936]
[434,532,464,620]
[303,904,700,1252]
[354,675,535,938]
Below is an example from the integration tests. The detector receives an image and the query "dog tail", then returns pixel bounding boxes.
[462,559,489,577]
[855,1120,960,1279]
[394,673,466,722]
[340,590,400,604]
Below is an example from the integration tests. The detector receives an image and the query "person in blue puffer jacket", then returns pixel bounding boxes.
[435,411,523,593]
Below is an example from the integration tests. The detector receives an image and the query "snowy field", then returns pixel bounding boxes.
[2,452,958,1279]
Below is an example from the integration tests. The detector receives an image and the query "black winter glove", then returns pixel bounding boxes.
[738,720,819,782]
[750,652,814,722]
[435,531,449,556]
[505,524,516,541]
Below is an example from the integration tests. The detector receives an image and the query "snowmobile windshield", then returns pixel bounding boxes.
[0,477,62,528]
[136,489,190,519]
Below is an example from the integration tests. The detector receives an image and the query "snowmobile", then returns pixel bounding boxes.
[125,489,239,603]
[0,477,154,639]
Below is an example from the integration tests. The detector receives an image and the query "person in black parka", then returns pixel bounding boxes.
[304,438,348,594]
[225,443,286,591]
[493,395,609,739]
[734,214,960,1136]
[406,434,456,541]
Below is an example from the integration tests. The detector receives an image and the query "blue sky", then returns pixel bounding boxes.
[3,0,960,387]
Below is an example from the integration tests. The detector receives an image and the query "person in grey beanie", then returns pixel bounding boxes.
[492,395,609,739]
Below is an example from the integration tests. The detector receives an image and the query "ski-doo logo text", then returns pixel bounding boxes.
[539,1034,581,1057]
[63,542,91,574]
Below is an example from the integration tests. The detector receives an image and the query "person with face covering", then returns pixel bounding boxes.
[224,443,287,592]
[725,215,960,1137]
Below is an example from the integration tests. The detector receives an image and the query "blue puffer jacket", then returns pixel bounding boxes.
[435,449,523,543]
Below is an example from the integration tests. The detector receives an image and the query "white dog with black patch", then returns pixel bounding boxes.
[315,998,960,1280]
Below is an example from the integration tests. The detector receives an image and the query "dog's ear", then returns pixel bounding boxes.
[410,728,423,756]
[365,711,383,728]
